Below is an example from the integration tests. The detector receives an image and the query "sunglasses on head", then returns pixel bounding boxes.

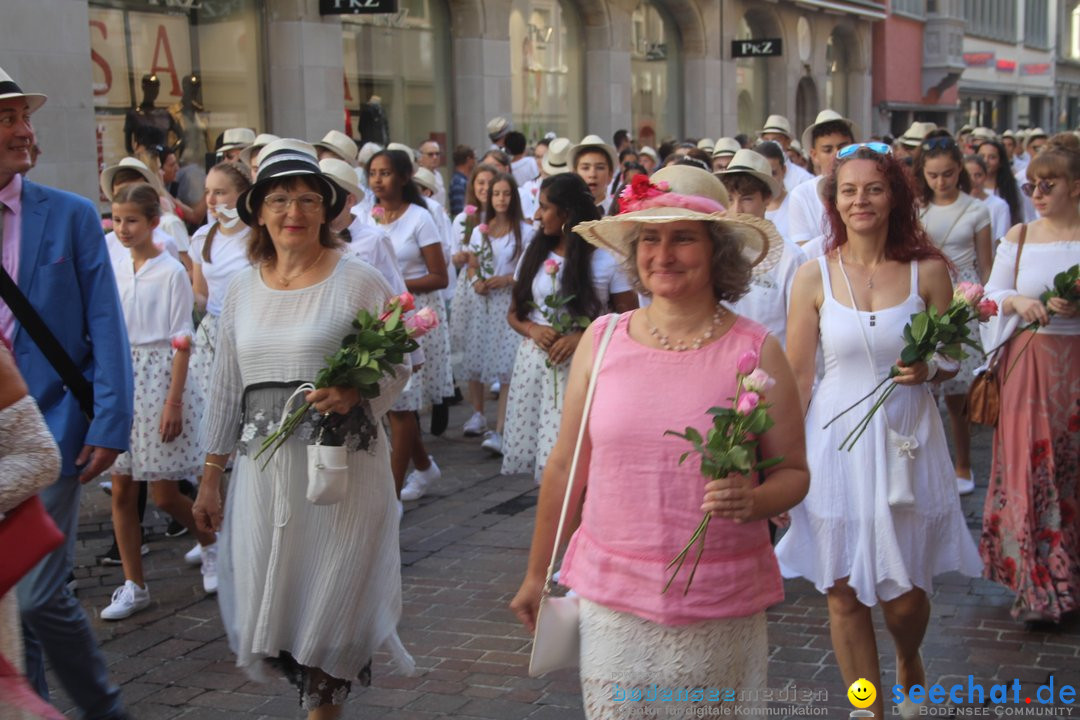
[836,142,893,160]
[1020,180,1057,197]
[921,137,957,152]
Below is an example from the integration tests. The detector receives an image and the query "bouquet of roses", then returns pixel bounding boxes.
[995,263,1080,380]
[662,351,785,595]
[529,258,590,407]
[825,281,997,451]
[254,292,437,468]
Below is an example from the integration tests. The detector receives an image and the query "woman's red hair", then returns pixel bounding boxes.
[822,147,948,265]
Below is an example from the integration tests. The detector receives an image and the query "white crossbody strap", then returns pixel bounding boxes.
[542,313,620,594]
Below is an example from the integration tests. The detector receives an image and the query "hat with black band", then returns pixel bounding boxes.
[0,66,47,113]
[236,139,345,226]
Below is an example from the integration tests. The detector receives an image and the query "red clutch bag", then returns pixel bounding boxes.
[0,496,65,596]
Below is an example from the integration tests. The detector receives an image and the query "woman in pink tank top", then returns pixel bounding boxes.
[510,165,810,718]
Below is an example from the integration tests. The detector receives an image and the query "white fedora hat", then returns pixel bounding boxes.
[412,167,439,195]
[100,157,165,201]
[487,116,512,141]
[319,157,365,202]
[759,115,793,138]
[712,137,741,158]
[569,135,618,171]
[239,133,281,165]
[899,121,937,148]
[696,138,716,153]
[541,137,573,176]
[801,110,860,152]
[314,129,359,166]
[219,127,256,152]
[715,149,782,198]
[0,66,46,113]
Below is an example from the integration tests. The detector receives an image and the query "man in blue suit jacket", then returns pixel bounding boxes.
[1,68,133,719]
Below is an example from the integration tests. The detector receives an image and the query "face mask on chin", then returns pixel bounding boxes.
[213,204,242,228]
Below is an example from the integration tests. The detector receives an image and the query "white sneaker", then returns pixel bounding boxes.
[957,475,975,496]
[101,580,150,620]
[397,500,404,520]
[463,412,487,436]
[490,381,501,397]
[201,543,219,594]
[400,456,441,501]
[481,430,503,455]
[184,543,202,566]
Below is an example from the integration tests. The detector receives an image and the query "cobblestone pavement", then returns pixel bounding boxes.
[43,403,1080,719]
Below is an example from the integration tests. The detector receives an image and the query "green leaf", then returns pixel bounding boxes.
[755,455,785,471]
[900,345,921,366]
[911,313,930,344]
[728,445,751,472]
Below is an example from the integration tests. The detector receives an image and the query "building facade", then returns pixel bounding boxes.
[1055,0,1080,129]
[1,0,881,201]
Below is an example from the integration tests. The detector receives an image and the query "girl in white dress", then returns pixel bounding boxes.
[102,183,219,622]
[455,172,532,454]
[964,154,1012,244]
[368,149,452,502]
[977,138,1027,226]
[778,146,981,720]
[501,173,637,482]
[915,131,993,496]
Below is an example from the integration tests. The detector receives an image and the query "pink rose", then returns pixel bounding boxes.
[655,180,670,192]
[405,307,439,337]
[171,334,192,352]
[976,298,998,322]
[464,204,478,216]
[395,292,415,313]
[371,206,386,223]
[736,350,758,376]
[743,368,775,393]
[544,258,561,276]
[953,281,983,305]
[101,218,113,232]
[531,186,539,196]
[736,391,760,415]
[477,223,489,235]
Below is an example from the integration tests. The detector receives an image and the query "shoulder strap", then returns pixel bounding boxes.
[0,265,94,419]
[1013,223,1027,289]
[542,312,620,595]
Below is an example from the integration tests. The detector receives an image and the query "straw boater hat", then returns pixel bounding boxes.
[314,129,359,166]
[801,109,860,151]
[712,137,741,158]
[412,167,439,195]
[696,138,715,153]
[570,134,618,171]
[487,116,512,141]
[759,115,793,139]
[239,133,281,165]
[319,157,365,202]
[715,149,782,198]
[218,127,256,153]
[899,121,937,148]
[0,66,46,113]
[100,157,165,200]
[541,137,572,175]
[573,164,782,276]
[236,139,345,226]
[971,127,997,142]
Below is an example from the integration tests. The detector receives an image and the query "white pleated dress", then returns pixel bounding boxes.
[775,258,982,605]
[200,255,415,684]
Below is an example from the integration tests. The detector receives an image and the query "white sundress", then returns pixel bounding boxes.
[775,257,982,605]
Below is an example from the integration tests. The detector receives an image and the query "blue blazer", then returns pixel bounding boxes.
[13,178,134,476]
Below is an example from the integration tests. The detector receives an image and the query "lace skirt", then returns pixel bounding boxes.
[579,599,767,719]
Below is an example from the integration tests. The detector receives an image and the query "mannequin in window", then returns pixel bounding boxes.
[124,73,182,155]
[359,94,389,146]
[169,73,210,167]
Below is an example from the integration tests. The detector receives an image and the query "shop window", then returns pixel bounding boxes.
[88,0,263,171]
[509,0,583,142]
[630,0,682,148]
[342,0,451,150]
[825,30,850,117]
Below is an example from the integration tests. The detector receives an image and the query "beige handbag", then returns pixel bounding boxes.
[279,383,349,506]
[528,314,620,677]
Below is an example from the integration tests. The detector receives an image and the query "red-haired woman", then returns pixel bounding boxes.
[777,145,982,719]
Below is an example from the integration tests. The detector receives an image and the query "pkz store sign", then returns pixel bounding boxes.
[320,0,399,13]
[732,39,782,58]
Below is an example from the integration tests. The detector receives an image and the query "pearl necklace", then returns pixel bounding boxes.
[646,303,725,351]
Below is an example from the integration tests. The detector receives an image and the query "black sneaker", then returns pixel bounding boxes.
[164,520,189,538]
[98,530,150,566]
[430,402,449,436]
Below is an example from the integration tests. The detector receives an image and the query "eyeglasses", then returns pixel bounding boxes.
[921,137,958,152]
[421,151,441,157]
[263,192,325,213]
[1020,180,1056,197]
[836,142,893,160]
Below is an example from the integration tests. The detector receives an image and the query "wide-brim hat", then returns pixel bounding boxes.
[413,167,439,194]
[541,137,573,175]
[319,157,364,202]
[573,165,782,277]
[801,110,860,152]
[712,137,741,158]
[236,139,345,227]
[239,133,281,165]
[219,127,256,152]
[314,129,359,166]
[100,157,165,201]
[487,116,511,141]
[570,134,617,171]
[759,114,793,139]
[715,149,782,198]
[899,121,937,147]
[0,67,46,113]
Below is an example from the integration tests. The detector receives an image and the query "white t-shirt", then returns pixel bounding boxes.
[801,235,827,260]
[385,203,443,281]
[343,217,406,296]
[977,192,1012,243]
[517,247,632,326]
[189,224,254,317]
[159,211,191,253]
[765,192,792,242]
[919,194,991,277]
[729,238,807,348]
[783,163,814,191]
[110,251,194,346]
[106,229,180,267]
[466,221,534,276]
[511,156,540,187]
[787,177,827,245]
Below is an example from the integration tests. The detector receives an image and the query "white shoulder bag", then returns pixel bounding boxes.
[278,383,350,506]
[528,313,620,677]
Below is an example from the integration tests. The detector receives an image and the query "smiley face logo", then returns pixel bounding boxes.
[847,678,877,709]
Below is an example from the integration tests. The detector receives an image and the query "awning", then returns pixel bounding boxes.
[792,0,887,21]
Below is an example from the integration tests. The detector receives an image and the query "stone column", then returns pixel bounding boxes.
[0,0,98,199]
[263,0,347,141]
[449,0,512,154]
[583,0,633,140]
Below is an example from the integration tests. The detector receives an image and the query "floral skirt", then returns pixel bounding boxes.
[391,290,454,412]
[113,343,201,481]
[455,285,521,385]
[187,312,219,439]
[980,332,1080,620]
[500,338,568,483]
